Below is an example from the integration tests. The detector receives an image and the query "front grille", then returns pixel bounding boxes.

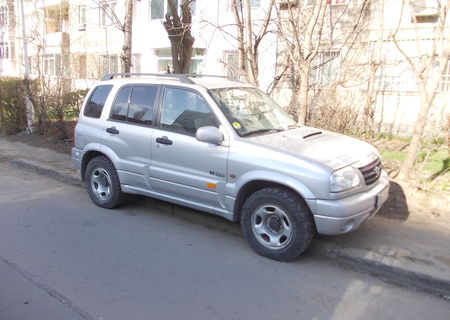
[358,158,382,185]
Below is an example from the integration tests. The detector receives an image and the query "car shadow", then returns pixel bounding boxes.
[377,181,409,220]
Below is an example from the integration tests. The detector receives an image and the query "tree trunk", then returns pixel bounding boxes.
[365,0,384,138]
[398,82,432,180]
[296,63,310,126]
[122,0,133,73]
[165,0,194,74]
[243,0,258,86]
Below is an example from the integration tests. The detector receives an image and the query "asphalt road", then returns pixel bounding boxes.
[0,162,449,320]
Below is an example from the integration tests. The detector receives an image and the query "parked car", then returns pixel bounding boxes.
[72,73,389,261]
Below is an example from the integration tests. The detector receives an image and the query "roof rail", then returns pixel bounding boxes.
[101,73,195,84]
[183,74,241,82]
[101,73,241,84]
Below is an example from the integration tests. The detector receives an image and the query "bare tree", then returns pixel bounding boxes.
[275,1,369,125]
[97,0,134,73]
[231,0,275,86]
[394,0,450,180]
[164,0,195,74]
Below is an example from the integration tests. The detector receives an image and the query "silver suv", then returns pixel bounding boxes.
[72,73,389,261]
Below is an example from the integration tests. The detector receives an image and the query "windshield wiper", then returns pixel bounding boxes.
[240,128,283,137]
[287,124,298,130]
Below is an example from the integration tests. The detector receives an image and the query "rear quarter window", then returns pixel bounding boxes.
[84,85,113,118]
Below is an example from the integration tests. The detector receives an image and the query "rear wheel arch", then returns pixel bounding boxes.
[81,151,108,181]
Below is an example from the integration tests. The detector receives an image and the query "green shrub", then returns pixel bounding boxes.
[0,78,88,137]
[0,79,27,134]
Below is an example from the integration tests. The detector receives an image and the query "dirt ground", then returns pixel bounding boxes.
[3,129,449,223]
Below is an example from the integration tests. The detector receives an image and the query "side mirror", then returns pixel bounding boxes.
[196,126,223,145]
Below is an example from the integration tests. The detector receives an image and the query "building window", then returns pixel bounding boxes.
[309,51,340,86]
[377,60,417,92]
[79,5,86,24]
[228,0,260,12]
[326,0,349,5]
[100,1,118,26]
[223,50,239,79]
[0,41,9,59]
[0,5,7,26]
[151,0,180,20]
[100,54,119,76]
[44,54,61,76]
[76,54,87,78]
[131,54,141,73]
[155,48,204,74]
[151,0,164,19]
[28,56,39,75]
[411,1,439,23]
[440,59,450,92]
[305,0,349,6]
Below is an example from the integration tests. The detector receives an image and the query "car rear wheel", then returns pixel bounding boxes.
[241,187,314,261]
[85,156,124,209]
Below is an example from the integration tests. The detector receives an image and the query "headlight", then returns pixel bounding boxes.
[330,166,361,192]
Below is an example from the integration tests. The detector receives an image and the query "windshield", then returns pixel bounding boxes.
[209,87,297,137]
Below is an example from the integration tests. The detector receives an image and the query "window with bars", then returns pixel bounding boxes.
[376,60,416,92]
[309,50,340,86]
[0,41,9,59]
[0,5,7,26]
[223,50,239,79]
[100,54,119,76]
[305,0,349,6]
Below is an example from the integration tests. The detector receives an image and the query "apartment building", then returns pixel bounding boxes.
[0,0,448,136]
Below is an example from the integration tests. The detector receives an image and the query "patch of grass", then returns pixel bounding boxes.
[375,133,411,143]
[417,149,449,173]
[380,149,407,163]
[380,148,449,177]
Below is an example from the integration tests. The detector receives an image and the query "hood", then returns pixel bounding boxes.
[247,126,377,170]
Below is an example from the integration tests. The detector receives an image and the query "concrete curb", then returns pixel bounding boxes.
[9,159,450,299]
[10,160,81,186]
[310,242,450,299]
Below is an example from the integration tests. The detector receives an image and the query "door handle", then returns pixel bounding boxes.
[106,127,120,134]
[156,136,173,145]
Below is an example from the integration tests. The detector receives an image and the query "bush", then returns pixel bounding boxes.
[32,88,88,138]
[0,79,27,134]
[307,88,363,135]
[0,78,88,138]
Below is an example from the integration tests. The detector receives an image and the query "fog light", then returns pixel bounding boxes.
[341,219,355,233]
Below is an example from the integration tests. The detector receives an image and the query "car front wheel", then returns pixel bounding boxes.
[241,187,315,261]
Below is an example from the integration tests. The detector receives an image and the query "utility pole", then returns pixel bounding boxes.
[19,0,34,133]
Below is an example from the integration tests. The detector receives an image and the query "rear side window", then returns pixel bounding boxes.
[84,85,113,118]
[111,85,157,125]
[111,86,131,121]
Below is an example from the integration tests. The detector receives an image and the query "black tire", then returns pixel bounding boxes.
[85,156,125,209]
[240,187,315,261]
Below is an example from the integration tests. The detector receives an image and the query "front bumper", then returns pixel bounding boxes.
[312,171,389,235]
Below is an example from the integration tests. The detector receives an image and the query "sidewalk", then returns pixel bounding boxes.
[1,136,449,298]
